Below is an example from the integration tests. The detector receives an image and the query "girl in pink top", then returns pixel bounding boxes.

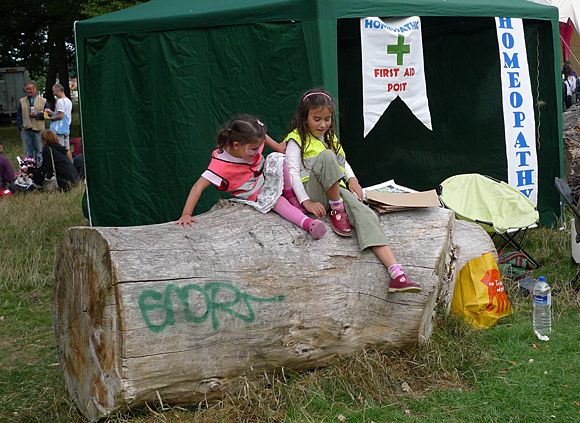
[175,114,326,240]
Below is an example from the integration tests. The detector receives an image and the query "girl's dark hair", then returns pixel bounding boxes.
[288,88,339,165]
[216,114,266,152]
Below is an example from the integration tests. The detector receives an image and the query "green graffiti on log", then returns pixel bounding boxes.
[138,282,284,333]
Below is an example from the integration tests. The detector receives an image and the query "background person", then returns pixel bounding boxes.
[24,129,78,190]
[16,81,47,165]
[69,135,85,179]
[564,60,580,104]
[0,140,15,193]
[563,62,577,109]
[73,153,85,179]
[69,135,83,157]
[44,82,73,160]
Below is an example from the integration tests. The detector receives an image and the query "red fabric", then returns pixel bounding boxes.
[560,18,574,62]
[69,137,83,156]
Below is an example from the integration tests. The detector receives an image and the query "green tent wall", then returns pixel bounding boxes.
[75,0,563,227]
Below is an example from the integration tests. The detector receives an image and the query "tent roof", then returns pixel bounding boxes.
[529,0,580,33]
[76,0,559,39]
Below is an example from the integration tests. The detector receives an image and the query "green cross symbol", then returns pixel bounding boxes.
[387,34,410,66]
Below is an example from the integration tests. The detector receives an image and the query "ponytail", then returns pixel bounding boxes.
[216,128,231,152]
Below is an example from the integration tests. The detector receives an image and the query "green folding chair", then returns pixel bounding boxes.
[438,173,540,268]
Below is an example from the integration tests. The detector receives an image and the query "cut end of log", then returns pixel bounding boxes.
[53,227,121,421]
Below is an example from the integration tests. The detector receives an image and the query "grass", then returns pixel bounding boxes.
[1,115,580,422]
[0,184,88,423]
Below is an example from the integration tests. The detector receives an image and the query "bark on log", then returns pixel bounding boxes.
[53,201,457,421]
[563,104,580,198]
[439,220,498,314]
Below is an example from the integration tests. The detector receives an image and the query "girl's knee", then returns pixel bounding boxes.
[318,149,335,160]
[312,149,342,179]
[315,149,338,168]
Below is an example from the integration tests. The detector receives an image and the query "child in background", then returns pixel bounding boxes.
[283,89,420,293]
[0,140,15,195]
[175,114,327,240]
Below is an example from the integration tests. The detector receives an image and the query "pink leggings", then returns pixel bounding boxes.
[272,163,309,229]
[272,196,308,228]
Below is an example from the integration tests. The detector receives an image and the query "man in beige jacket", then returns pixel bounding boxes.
[16,82,47,165]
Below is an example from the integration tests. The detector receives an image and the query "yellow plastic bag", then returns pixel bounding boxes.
[451,253,513,329]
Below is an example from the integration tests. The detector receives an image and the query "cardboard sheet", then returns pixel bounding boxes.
[365,189,441,213]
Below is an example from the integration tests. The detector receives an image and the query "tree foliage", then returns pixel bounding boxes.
[0,1,52,78]
[81,0,148,19]
[0,0,148,106]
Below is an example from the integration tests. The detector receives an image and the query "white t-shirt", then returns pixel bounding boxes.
[563,75,577,96]
[56,97,73,125]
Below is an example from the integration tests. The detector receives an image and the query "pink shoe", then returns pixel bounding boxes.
[309,219,327,239]
[329,205,352,237]
[389,273,421,293]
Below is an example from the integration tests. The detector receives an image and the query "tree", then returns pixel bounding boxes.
[0,0,148,108]
[80,0,148,19]
[0,2,50,78]
[43,0,82,108]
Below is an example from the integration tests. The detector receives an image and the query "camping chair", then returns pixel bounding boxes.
[554,177,580,291]
[438,173,540,268]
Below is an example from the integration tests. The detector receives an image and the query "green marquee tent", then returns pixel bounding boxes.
[75,0,563,227]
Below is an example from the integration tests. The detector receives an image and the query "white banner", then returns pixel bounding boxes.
[360,16,432,137]
[496,17,538,205]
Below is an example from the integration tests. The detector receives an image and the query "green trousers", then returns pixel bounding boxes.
[305,150,390,251]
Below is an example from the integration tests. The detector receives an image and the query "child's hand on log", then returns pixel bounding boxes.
[348,177,363,202]
[174,215,199,227]
[302,200,326,218]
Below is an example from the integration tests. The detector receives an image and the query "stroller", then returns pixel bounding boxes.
[13,156,38,191]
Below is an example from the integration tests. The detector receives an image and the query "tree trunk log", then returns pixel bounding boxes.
[53,201,458,421]
[563,103,580,199]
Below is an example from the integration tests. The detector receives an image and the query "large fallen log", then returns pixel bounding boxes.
[53,201,457,421]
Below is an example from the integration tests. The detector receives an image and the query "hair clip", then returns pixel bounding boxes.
[302,91,332,101]
[256,119,264,127]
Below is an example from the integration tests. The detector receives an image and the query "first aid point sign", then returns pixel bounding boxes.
[361,17,432,137]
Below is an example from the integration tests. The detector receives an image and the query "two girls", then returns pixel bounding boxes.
[175,114,327,240]
[175,93,418,293]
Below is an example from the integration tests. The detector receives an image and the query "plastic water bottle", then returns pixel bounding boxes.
[532,276,552,339]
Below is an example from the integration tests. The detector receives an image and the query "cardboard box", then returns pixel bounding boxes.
[365,189,441,213]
